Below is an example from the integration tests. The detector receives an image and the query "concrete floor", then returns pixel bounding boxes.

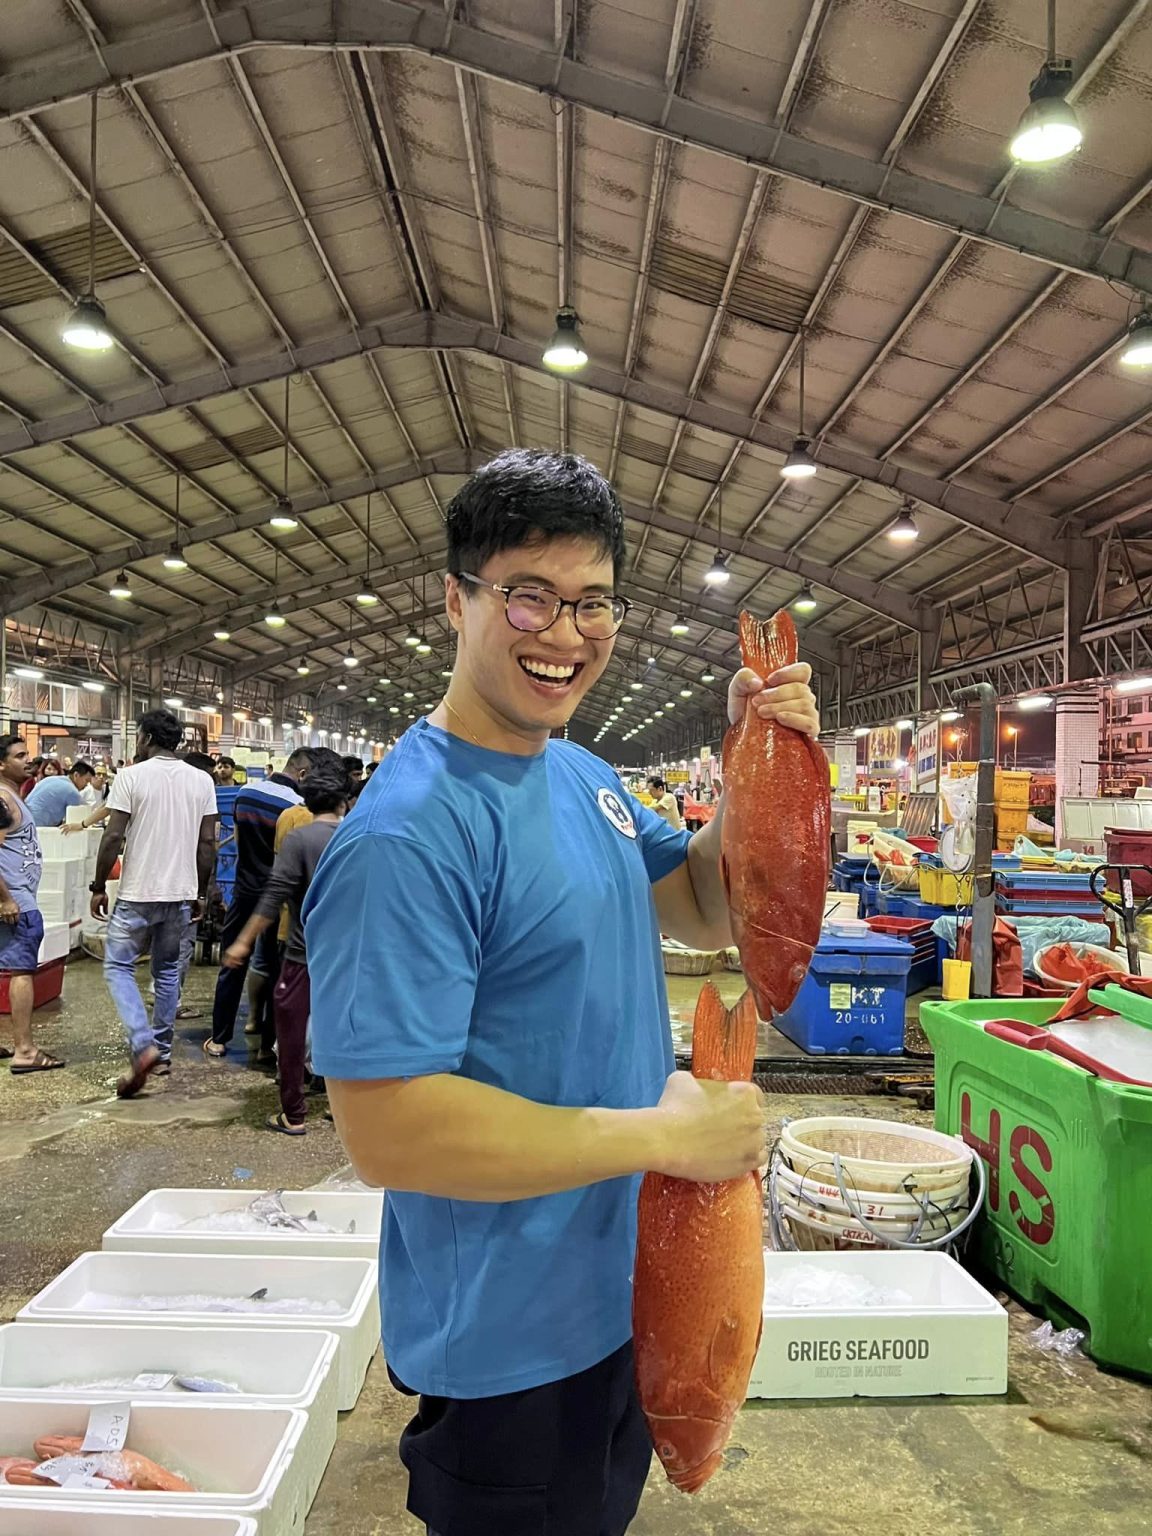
[3,957,1152,1535]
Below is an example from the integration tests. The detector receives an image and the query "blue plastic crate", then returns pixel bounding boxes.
[901,896,953,922]
[772,933,913,1056]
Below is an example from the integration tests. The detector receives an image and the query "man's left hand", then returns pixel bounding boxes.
[727,663,820,737]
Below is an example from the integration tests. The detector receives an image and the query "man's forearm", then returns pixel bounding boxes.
[330,1073,667,1202]
[196,835,215,898]
[684,797,732,948]
[92,830,123,889]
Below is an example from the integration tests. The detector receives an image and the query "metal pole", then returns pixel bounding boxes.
[0,613,6,731]
[953,683,997,999]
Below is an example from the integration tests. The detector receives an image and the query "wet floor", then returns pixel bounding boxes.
[3,957,1152,1534]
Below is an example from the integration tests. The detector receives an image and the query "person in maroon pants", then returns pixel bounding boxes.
[222,763,349,1133]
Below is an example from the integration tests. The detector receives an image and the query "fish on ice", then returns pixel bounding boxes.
[2,1436,194,1492]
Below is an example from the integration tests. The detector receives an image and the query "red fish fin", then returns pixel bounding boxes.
[739,608,797,677]
[690,984,758,1083]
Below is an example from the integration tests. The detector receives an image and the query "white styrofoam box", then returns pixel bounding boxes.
[63,803,87,825]
[748,1250,1008,1399]
[36,923,70,966]
[67,920,82,952]
[36,890,67,924]
[85,827,104,858]
[36,828,65,859]
[0,1324,338,1513]
[0,1509,257,1536]
[103,1189,382,1261]
[38,860,83,894]
[20,1252,379,1412]
[0,1399,307,1536]
[66,887,86,923]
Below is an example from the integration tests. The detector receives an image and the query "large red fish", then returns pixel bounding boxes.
[633,984,764,1493]
[721,608,831,1020]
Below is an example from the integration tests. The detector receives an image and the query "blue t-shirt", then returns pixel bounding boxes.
[305,720,689,1399]
[25,777,81,828]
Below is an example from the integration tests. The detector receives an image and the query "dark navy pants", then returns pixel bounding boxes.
[394,1341,652,1536]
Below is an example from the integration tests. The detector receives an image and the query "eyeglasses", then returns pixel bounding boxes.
[455,572,630,640]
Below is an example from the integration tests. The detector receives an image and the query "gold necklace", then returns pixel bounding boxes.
[442,698,484,747]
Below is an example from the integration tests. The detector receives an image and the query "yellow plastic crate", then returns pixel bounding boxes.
[995,770,1032,809]
[919,865,974,905]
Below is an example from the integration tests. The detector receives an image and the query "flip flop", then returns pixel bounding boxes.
[10,1050,66,1075]
[202,1040,227,1059]
[266,1112,306,1136]
[0,1046,13,1060]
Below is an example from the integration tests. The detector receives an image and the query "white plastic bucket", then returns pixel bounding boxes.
[1033,941,1128,994]
[780,1117,972,1195]
[773,1161,969,1220]
[776,1187,962,1242]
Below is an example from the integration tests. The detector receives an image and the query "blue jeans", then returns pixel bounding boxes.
[104,899,190,1061]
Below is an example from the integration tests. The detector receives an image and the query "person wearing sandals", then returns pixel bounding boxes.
[0,734,66,1076]
[221,762,350,1134]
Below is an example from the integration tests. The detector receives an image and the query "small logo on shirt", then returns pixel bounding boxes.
[597,787,637,839]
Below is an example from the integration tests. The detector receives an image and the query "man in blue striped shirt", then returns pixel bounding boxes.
[205,748,311,1057]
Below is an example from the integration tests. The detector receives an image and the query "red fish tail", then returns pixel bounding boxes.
[739,608,797,677]
[690,983,758,1083]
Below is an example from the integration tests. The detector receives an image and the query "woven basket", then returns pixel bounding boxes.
[722,946,743,972]
[662,947,718,976]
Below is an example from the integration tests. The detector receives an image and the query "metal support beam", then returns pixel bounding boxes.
[0,452,476,614]
[1064,540,1097,683]
[917,607,942,715]
[5,1,1152,296]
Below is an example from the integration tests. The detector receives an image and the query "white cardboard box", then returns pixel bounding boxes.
[103,1189,382,1262]
[0,1510,257,1536]
[747,1250,1008,1399]
[0,1324,339,1513]
[0,1398,307,1535]
[19,1252,379,1412]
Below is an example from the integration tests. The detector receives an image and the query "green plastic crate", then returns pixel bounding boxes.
[921,997,1152,1378]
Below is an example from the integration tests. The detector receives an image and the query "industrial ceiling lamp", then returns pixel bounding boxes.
[264,550,286,626]
[780,328,818,480]
[887,498,919,543]
[343,607,360,669]
[703,491,730,586]
[269,379,299,528]
[62,94,114,352]
[296,660,310,675]
[109,569,132,600]
[1120,312,1152,367]
[792,582,817,613]
[162,473,189,570]
[214,628,232,642]
[416,575,432,653]
[1009,1,1081,164]
[542,306,588,372]
[355,493,379,604]
[670,563,690,636]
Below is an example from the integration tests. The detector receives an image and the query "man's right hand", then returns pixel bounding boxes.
[651,1070,767,1183]
[0,897,19,926]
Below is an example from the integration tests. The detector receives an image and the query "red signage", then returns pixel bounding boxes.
[960,1092,1056,1246]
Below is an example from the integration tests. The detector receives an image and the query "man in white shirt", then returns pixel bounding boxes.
[91,709,218,1098]
[646,776,684,832]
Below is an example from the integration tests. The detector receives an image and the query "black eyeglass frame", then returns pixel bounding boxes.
[454,571,631,638]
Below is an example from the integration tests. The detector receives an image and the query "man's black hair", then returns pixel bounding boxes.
[138,709,183,753]
[305,746,345,775]
[446,449,626,585]
[70,761,95,779]
[182,751,216,776]
[302,764,350,816]
[365,760,378,776]
[217,755,236,770]
[341,755,364,776]
[0,734,26,764]
[284,746,315,773]
[648,776,666,792]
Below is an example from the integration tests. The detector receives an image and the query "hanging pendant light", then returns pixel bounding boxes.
[162,473,189,569]
[792,583,818,613]
[1121,312,1152,367]
[269,379,299,527]
[780,328,818,480]
[264,550,286,626]
[415,571,433,653]
[542,307,588,372]
[62,94,114,351]
[355,492,379,604]
[703,490,730,586]
[296,660,310,675]
[887,499,919,543]
[1009,2,1081,163]
[109,569,132,600]
[214,629,232,642]
[670,561,690,636]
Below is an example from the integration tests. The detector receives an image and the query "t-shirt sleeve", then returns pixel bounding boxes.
[106,772,133,816]
[199,775,218,820]
[629,793,691,884]
[254,832,306,921]
[304,829,481,1081]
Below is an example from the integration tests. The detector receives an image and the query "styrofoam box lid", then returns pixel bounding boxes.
[0,1322,339,1404]
[814,932,913,956]
[20,1251,376,1322]
[0,1511,257,1536]
[0,1398,304,1508]
[761,1250,1006,1315]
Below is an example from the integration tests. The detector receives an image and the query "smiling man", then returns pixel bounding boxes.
[304,449,819,1536]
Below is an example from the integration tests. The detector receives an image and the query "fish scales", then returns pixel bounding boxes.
[720,608,831,1020]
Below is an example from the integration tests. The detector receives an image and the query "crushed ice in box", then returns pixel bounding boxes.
[79,1290,344,1316]
[762,1264,913,1310]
